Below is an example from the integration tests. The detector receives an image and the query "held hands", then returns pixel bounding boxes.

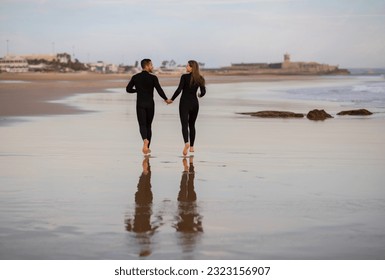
[165,99,173,105]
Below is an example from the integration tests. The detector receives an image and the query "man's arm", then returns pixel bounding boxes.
[154,76,168,100]
[126,77,136,93]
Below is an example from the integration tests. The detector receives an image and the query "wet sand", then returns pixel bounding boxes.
[1,73,385,259]
[0,72,317,117]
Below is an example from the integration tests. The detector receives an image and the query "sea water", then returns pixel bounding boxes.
[284,76,385,109]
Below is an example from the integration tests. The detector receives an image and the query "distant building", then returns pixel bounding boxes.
[0,55,29,72]
[88,61,119,73]
[281,53,339,73]
[229,63,270,70]
[159,60,192,75]
[118,64,139,74]
[106,63,118,73]
[22,53,72,64]
[222,54,349,75]
[158,66,185,75]
[57,53,71,64]
[22,54,57,62]
[88,61,106,73]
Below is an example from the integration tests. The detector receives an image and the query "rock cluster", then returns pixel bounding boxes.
[337,109,373,116]
[240,111,304,118]
[306,109,333,121]
[240,108,373,121]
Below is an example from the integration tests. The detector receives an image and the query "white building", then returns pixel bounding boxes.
[21,54,56,62]
[57,53,71,64]
[0,55,29,73]
[88,61,119,73]
[88,61,106,73]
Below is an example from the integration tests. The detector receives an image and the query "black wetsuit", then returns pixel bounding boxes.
[171,73,206,147]
[126,71,168,147]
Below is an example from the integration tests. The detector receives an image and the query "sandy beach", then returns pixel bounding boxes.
[0,72,318,117]
[1,72,385,259]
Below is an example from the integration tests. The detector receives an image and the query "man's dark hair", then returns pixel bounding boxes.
[141,59,152,69]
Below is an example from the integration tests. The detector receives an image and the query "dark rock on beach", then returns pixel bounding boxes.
[337,109,373,116]
[306,109,333,121]
[240,111,305,118]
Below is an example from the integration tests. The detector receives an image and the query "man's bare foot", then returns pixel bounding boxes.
[183,143,190,156]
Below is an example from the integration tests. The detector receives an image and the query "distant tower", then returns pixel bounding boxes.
[282,53,291,69]
[284,53,290,63]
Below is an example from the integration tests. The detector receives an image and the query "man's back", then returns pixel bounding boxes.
[126,71,167,107]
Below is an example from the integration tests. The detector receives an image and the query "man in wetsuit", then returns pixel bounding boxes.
[126,59,171,155]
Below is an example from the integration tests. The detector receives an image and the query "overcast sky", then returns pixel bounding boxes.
[1,0,384,68]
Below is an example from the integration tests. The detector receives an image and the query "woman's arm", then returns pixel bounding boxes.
[171,75,185,101]
[199,85,206,98]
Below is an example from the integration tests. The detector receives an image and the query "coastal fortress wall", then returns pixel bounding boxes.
[221,54,349,75]
[1,52,349,75]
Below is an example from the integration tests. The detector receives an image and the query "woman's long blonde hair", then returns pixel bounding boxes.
[188,60,205,87]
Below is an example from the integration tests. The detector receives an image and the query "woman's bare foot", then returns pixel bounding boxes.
[182,158,188,172]
[142,157,150,175]
[142,139,150,155]
[183,143,190,156]
[189,146,194,153]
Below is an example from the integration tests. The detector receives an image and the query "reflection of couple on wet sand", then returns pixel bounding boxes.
[125,156,203,257]
[126,59,206,157]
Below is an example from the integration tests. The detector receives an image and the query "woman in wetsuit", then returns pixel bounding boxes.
[171,60,206,156]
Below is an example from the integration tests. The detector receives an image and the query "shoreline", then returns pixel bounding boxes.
[0,72,322,118]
